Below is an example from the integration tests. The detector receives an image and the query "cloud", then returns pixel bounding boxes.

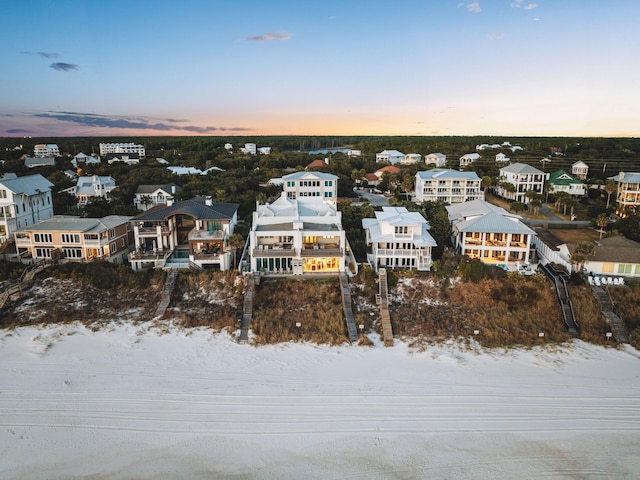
[19,51,60,58]
[5,128,32,134]
[523,3,537,10]
[510,0,524,7]
[511,0,536,8]
[466,2,481,13]
[247,31,292,42]
[489,33,504,40]
[50,62,78,72]
[32,111,251,133]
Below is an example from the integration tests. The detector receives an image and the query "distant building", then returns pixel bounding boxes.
[459,153,480,168]
[306,158,328,170]
[24,157,56,168]
[224,143,233,151]
[281,171,338,204]
[106,153,140,165]
[34,144,60,158]
[495,152,510,163]
[0,173,54,243]
[71,152,100,168]
[14,215,134,264]
[362,207,436,271]
[424,153,446,167]
[240,143,257,155]
[258,146,272,155]
[73,175,117,205]
[401,153,421,165]
[376,150,405,164]
[347,149,362,157]
[99,143,145,157]
[548,170,586,197]
[414,168,484,204]
[571,161,589,180]
[134,183,181,211]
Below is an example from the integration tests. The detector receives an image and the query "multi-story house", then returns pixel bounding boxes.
[129,196,239,271]
[571,161,589,180]
[34,144,60,157]
[0,173,54,243]
[611,171,640,213]
[240,143,257,155]
[497,163,548,204]
[258,146,272,155]
[414,168,484,204]
[459,153,480,167]
[281,171,338,204]
[99,143,145,157]
[71,152,100,168]
[424,153,446,167]
[73,175,117,205]
[134,183,181,211]
[400,153,422,165]
[446,199,536,267]
[14,215,133,264]
[248,193,353,276]
[362,207,436,271]
[548,170,586,197]
[376,150,405,164]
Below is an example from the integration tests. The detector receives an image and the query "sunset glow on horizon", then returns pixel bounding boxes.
[2,1,639,138]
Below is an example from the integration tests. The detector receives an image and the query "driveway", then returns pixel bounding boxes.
[354,189,389,207]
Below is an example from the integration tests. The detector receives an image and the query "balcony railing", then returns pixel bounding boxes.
[301,246,342,257]
[189,229,225,241]
[252,245,295,257]
[137,225,170,235]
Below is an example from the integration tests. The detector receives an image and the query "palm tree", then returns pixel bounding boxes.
[570,241,595,273]
[401,175,414,201]
[481,176,493,192]
[604,179,616,209]
[595,213,608,240]
[530,199,542,216]
[226,233,245,269]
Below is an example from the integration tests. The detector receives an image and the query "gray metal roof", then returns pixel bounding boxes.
[282,171,338,181]
[417,168,480,181]
[17,215,132,233]
[499,162,544,175]
[133,197,238,221]
[0,173,53,195]
[135,183,181,195]
[611,172,640,184]
[455,211,536,235]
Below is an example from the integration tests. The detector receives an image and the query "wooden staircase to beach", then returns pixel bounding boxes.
[339,273,359,343]
[239,275,255,344]
[0,261,49,311]
[153,269,178,319]
[376,268,394,347]
[593,286,628,343]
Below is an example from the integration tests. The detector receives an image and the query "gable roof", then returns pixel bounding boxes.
[305,159,327,169]
[135,183,181,195]
[500,162,544,175]
[24,157,56,168]
[549,170,583,186]
[378,150,404,156]
[362,207,436,247]
[282,171,338,181]
[0,173,53,195]
[416,168,480,181]
[569,236,640,264]
[133,197,238,221]
[446,199,534,235]
[611,172,640,184]
[375,165,401,176]
[19,215,132,233]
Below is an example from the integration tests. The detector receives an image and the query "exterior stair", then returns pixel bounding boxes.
[593,286,628,343]
[153,269,178,318]
[339,273,359,343]
[377,268,394,347]
[239,275,255,344]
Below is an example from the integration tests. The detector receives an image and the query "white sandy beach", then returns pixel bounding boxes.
[1,323,639,479]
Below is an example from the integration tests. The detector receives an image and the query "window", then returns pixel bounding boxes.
[35,247,53,258]
[207,221,222,231]
[61,233,80,243]
[618,264,632,274]
[324,192,332,198]
[34,233,53,243]
[0,189,6,198]
[110,242,116,253]
[109,228,116,238]
[84,233,99,240]
[324,180,332,186]
[602,263,615,273]
[395,226,409,236]
[62,248,83,259]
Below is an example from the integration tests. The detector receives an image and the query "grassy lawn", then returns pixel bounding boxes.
[546,228,600,244]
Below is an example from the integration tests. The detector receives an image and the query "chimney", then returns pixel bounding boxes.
[205,195,213,206]
[166,199,173,206]
[171,185,176,194]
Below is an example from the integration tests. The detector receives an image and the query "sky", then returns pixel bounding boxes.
[1,0,639,137]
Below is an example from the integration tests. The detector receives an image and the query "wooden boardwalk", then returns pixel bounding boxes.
[0,261,49,311]
[593,286,628,343]
[239,275,255,344]
[376,268,394,347]
[153,269,178,319]
[339,273,359,343]
[539,263,579,337]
